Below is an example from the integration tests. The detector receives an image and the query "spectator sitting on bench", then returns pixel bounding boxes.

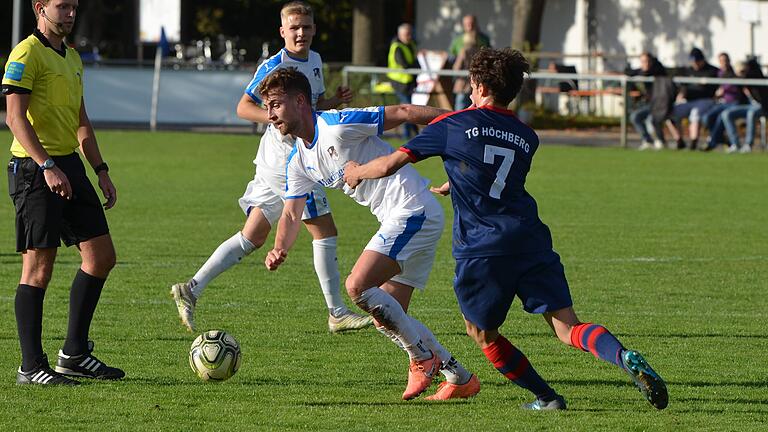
[669,47,719,150]
[720,58,768,153]
[703,53,747,151]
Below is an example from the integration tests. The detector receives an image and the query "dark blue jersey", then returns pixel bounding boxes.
[401,106,553,258]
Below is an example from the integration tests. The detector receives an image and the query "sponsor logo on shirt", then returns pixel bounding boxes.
[339,113,349,123]
[313,67,320,78]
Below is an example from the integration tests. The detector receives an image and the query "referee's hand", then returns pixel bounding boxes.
[97,172,117,209]
[44,167,73,200]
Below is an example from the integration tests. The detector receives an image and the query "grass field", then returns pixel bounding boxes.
[0,129,766,431]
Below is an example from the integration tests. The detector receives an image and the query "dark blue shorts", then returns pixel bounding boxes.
[453,250,573,331]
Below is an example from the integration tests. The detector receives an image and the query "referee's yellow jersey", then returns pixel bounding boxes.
[2,30,83,157]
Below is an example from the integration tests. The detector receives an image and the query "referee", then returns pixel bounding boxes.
[2,0,123,385]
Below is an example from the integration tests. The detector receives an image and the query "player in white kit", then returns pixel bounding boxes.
[171,1,372,334]
[261,67,481,401]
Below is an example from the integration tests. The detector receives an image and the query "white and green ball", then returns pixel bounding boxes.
[189,330,242,381]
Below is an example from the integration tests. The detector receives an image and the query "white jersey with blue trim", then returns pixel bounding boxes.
[244,49,326,177]
[244,48,326,105]
[285,107,431,222]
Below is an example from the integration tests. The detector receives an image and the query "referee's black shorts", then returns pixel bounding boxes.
[7,152,110,252]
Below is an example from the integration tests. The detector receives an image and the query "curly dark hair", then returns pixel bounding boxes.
[257,67,312,103]
[468,48,530,106]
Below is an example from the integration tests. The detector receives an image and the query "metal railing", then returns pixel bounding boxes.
[342,65,768,148]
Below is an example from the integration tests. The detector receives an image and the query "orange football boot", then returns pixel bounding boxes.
[402,353,441,400]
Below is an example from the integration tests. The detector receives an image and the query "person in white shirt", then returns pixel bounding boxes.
[261,67,481,401]
[170,1,373,334]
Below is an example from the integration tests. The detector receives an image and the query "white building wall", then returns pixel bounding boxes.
[417,0,768,71]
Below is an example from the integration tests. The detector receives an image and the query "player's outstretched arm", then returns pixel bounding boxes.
[265,197,307,271]
[236,94,269,124]
[344,151,412,189]
[78,98,116,209]
[316,86,353,110]
[383,104,449,130]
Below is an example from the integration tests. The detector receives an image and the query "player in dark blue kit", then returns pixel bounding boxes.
[344,48,668,410]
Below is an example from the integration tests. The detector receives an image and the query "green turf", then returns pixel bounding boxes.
[0,130,766,431]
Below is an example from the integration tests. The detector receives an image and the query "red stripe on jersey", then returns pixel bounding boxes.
[428,106,479,125]
[479,104,518,116]
[397,146,419,162]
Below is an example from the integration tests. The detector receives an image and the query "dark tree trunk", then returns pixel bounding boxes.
[511,0,547,109]
[352,0,384,65]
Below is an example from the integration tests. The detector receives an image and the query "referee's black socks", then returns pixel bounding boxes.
[63,269,105,356]
[15,284,46,372]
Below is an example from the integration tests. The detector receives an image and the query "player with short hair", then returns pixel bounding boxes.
[170,1,373,334]
[343,47,668,410]
[261,67,480,401]
[3,0,124,385]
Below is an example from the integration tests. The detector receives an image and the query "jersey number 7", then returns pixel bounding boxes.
[483,145,516,199]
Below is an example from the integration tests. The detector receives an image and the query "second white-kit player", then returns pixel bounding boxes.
[171,1,372,333]
[262,68,481,400]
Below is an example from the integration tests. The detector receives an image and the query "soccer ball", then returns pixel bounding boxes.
[189,330,242,381]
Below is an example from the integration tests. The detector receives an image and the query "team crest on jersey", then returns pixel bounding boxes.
[327,146,339,160]
[313,67,320,78]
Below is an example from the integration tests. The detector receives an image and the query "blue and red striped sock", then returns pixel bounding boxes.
[482,335,555,400]
[570,322,625,368]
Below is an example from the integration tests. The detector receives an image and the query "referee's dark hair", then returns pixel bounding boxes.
[469,48,530,106]
[257,67,312,104]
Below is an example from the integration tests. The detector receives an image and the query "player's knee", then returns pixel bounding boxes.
[345,279,364,301]
[90,250,116,275]
[463,321,488,346]
[238,232,260,252]
[25,268,53,288]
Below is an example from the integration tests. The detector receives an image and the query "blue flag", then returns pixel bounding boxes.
[159,26,170,57]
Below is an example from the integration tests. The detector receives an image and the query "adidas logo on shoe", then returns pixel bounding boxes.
[17,355,80,386]
[55,342,125,380]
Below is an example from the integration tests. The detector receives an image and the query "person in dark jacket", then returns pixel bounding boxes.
[669,47,719,150]
[628,52,668,150]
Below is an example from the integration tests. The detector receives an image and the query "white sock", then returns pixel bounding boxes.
[355,287,431,361]
[191,232,256,298]
[408,316,472,384]
[376,325,405,350]
[312,237,348,317]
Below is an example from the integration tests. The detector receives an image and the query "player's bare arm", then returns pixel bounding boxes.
[316,86,353,110]
[343,151,411,189]
[77,98,117,209]
[383,104,448,130]
[5,92,72,199]
[265,196,307,270]
[236,94,270,124]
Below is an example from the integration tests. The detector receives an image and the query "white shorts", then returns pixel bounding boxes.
[364,196,444,290]
[238,169,331,227]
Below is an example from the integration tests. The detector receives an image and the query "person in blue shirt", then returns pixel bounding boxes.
[344,47,668,411]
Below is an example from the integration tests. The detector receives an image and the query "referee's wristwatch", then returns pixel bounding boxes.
[40,158,55,171]
[94,162,109,174]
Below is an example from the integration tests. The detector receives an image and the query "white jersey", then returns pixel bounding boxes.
[284,107,431,222]
[244,49,326,177]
